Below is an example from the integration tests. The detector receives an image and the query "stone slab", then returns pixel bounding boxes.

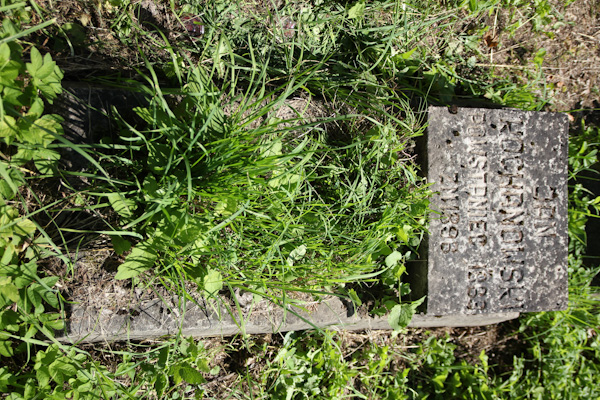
[48,82,147,171]
[57,296,518,344]
[426,106,568,315]
[49,82,146,143]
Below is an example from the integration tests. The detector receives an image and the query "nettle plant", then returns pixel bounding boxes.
[0,14,65,375]
[0,23,64,179]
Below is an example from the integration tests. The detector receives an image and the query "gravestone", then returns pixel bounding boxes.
[50,90,524,343]
[424,106,568,315]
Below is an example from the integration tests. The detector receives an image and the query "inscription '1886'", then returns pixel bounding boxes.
[438,172,460,254]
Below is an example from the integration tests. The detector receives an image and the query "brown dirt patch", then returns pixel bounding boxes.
[479,0,600,112]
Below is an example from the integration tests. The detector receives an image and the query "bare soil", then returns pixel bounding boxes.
[480,0,600,113]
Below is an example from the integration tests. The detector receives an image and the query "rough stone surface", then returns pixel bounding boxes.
[58,296,518,344]
[49,82,146,143]
[48,82,147,171]
[426,106,568,315]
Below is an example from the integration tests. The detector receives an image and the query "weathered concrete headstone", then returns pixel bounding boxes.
[425,106,568,315]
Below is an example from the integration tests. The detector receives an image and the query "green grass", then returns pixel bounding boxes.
[0,0,598,398]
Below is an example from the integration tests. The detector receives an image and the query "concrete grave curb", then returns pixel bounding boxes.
[57,296,518,344]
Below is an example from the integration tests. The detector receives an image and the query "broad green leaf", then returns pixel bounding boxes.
[372,241,392,259]
[14,217,36,238]
[1,18,19,36]
[26,47,43,74]
[157,347,169,367]
[0,244,14,266]
[388,303,412,331]
[399,47,417,60]
[0,340,13,357]
[0,203,18,225]
[176,217,209,245]
[36,365,51,388]
[40,276,59,288]
[268,171,302,188]
[107,192,136,218]
[114,258,152,281]
[260,139,282,158]
[39,289,59,309]
[36,58,55,80]
[0,43,9,62]
[388,297,425,331]
[0,309,20,331]
[12,147,35,165]
[0,116,17,142]
[39,312,64,330]
[0,60,19,88]
[0,164,24,200]
[280,270,296,282]
[469,0,478,12]
[348,1,365,19]
[25,48,63,103]
[2,86,28,111]
[155,208,183,239]
[214,198,237,217]
[26,286,43,313]
[37,68,63,103]
[0,366,13,392]
[0,279,18,308]
[111,236,132,255]
[115,241,157,280]
[155,373,167,398]
[193,236,208,252]
[11,261,37,289]
[33,148,60,175]
[35,345,59,366]
[203,269,223,295]
[176,363,205,385]
[49,359,77,385]
[26,97,45,119]
[37,53,56,79]
[197,358,210,373]
[20,114,63,146]
[534,48,547,67]
[23,380,37,400]
[287,244,307,266]
[385,251,403,268]
[396,225,411,243]
[142,174,159,200]
[289,245,307,261]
